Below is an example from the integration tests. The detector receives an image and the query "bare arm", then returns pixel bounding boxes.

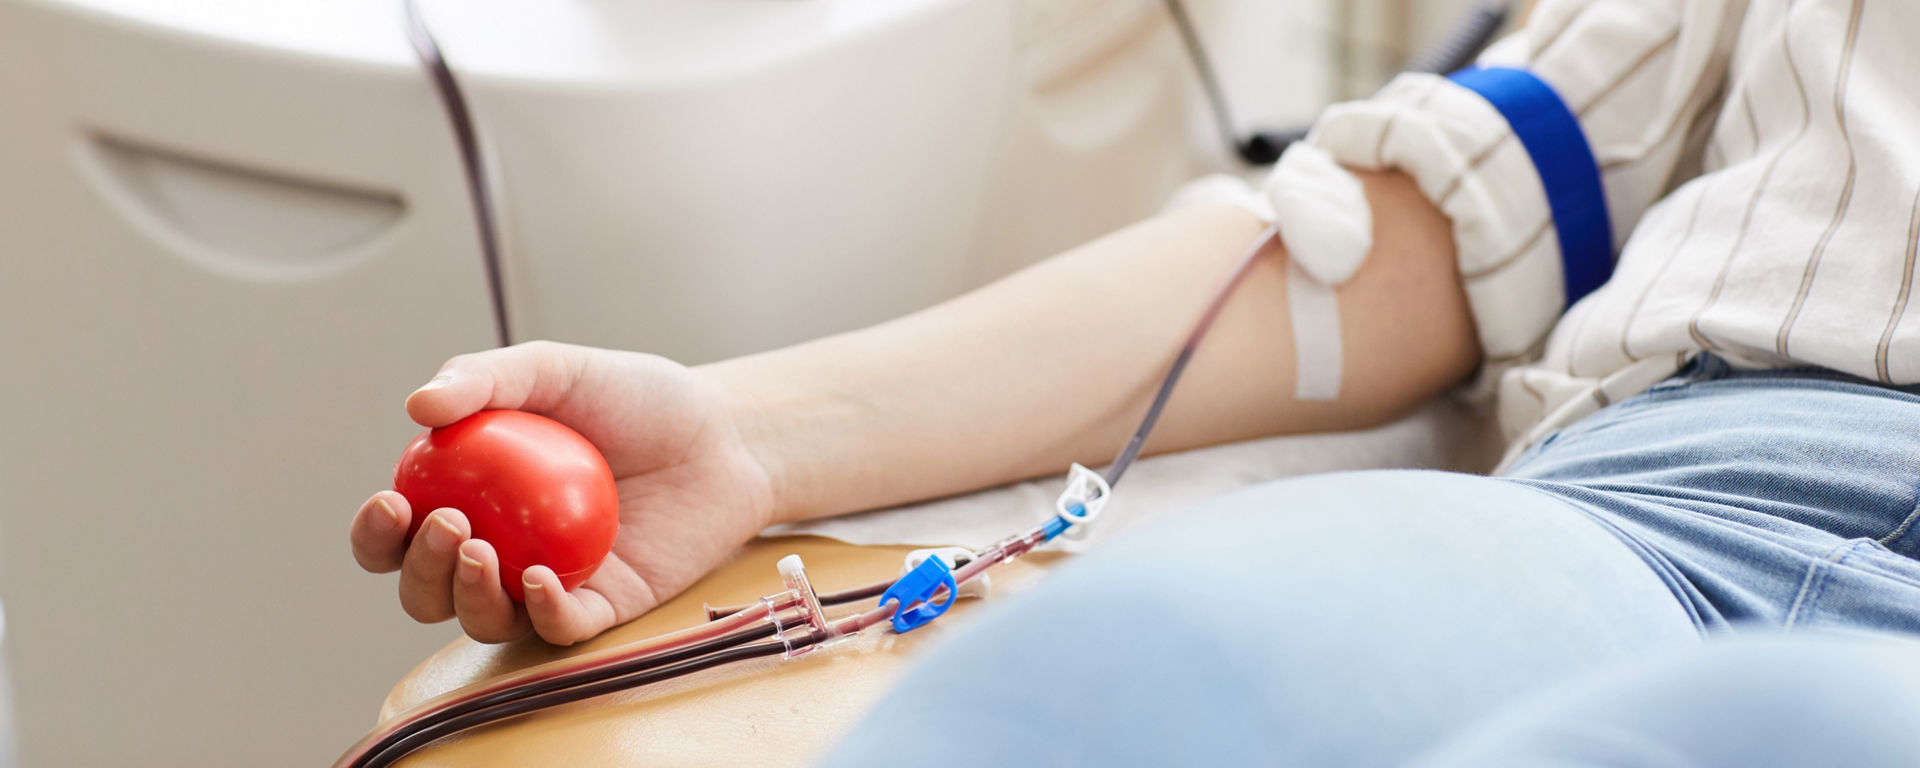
[708,169,1478,525]
[352,169,1475,644]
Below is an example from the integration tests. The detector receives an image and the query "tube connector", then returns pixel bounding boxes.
[767,554,840,658]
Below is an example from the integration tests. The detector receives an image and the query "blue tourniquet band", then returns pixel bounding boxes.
[1448,66,1614,307]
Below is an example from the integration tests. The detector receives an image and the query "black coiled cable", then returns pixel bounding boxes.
[1163,0,1514,165]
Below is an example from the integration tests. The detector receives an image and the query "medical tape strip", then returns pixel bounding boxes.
[1266,143,1366,401]
[1286,262,1343,401]
[1447,66,1614,307]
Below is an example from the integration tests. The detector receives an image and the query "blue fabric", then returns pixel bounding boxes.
[1501,354,1920,633]
[1414,634,1920,767]
[1449,66,1614,306]
[824,471,1699,766]
[820,357,1920,766]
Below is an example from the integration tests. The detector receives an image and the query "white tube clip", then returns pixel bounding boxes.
[1055,463,1111,540]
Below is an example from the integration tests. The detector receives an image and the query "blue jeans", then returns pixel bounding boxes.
[819,356,1920,766]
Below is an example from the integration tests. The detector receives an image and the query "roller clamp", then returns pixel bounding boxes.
[904,547,990,600]
[879,556,957,633]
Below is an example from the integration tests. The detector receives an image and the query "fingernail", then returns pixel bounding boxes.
[372,498,402,532]
[412,374,453,396]
[457,552,485,583]
[522,579,544,598]
[429,514,462,552]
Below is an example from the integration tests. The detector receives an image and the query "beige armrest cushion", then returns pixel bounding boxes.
[378,403,1499,766]
[379,536,1064,768]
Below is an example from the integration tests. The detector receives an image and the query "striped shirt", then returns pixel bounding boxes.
[1292,0,1920,467]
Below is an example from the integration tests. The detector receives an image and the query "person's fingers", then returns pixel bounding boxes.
[452,538,531,643]
[349,491,412,573]
[397,508,469,623]
[521,566,620,646]
[405,341,589,427]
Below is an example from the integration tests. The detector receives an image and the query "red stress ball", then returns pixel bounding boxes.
[393,410,620,601]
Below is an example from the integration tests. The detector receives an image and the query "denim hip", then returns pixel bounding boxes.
[1497,354,1920,633]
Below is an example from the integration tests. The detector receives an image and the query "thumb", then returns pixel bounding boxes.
[404,341,587,427]
[403,371,481,427]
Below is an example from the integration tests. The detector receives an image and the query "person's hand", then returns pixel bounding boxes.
[348,341,777,645]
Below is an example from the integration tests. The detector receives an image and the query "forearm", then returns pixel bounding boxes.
[703,170,1477,524]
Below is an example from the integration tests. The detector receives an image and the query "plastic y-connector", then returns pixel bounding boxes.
[760,595,805,659]
[768,554,840,659]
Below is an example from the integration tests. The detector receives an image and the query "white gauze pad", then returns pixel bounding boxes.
[1268,143,1372,286]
